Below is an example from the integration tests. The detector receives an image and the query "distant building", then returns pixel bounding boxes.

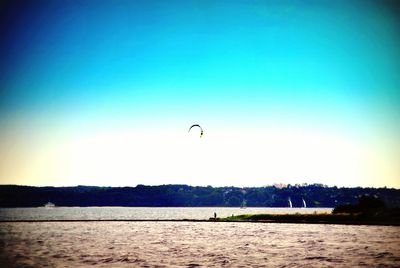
[273,183,288,189]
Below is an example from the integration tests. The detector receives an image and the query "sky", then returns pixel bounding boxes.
[0,0,399,188]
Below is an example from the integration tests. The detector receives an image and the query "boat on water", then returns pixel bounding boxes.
[302,198,307,208]
[288,197,292,208]
[44,202,55,208]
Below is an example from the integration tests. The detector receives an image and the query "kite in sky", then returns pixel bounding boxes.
[188,124,203,138]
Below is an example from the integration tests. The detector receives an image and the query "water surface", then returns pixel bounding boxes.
[1,207,397,267]
[0,221,399,267]
[0,207,333,221]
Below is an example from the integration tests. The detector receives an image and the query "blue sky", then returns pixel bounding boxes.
[0,0,399,187]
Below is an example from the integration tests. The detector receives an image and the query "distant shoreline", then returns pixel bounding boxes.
[1,218,399,226]
[216,212,400,226]
[1,184,399,208]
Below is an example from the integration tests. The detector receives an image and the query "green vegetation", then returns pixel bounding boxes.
[218,212,399,225]
[217,196,400,226]
[1,184,400,208]
[333,195,386,214]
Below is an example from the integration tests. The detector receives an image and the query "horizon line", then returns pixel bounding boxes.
[0,183,398,190]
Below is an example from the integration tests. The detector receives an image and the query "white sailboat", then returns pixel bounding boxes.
[302,198,307,208]
[288,197,292,208]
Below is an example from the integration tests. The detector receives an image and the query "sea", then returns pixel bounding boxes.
[0,207,399,267]
[0,207,332,221]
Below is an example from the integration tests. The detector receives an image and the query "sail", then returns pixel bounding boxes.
[241,200,247,209]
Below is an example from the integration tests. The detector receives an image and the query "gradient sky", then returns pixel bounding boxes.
[1,0,399,188]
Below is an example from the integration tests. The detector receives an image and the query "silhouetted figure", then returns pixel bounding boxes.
[214,212,217,219]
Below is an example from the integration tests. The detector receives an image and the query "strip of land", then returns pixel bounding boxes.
[216,212,400,226]
[0,213,399,226]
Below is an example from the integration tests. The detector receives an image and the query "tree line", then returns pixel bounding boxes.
[0,184,399,208]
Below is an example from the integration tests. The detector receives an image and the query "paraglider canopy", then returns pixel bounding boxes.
[188,124,203,138]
